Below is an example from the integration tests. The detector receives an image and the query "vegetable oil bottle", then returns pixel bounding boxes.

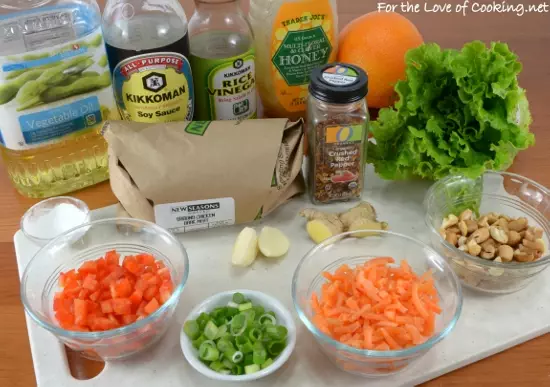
[249,0,338,120]
[189,0,256,121]
[0,0,118,198]
[102,0,194,123]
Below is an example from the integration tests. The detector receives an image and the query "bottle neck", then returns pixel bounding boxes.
[195,0,241,12]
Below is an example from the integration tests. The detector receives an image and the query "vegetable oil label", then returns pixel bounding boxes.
[270,0,336,113]
[0,6,117,150]
[113,52,194,123]
[190,48,256,121]
[154,197,236,233]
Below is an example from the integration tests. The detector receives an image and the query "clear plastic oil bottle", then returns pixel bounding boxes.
[0,0,118,198]
[189,0,256,121]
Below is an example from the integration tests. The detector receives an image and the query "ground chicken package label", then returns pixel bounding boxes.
[103,118,305,233]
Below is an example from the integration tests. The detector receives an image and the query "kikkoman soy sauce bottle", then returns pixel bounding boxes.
[102,0,194,123]
[249,0,338,120]
[189,0,256,121]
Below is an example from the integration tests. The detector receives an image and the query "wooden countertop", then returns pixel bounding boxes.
[1,1,549,386]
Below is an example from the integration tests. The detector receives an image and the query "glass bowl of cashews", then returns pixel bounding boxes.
[424,170,550,294]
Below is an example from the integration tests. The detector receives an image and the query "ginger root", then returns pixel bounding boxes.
[300,201,388,243]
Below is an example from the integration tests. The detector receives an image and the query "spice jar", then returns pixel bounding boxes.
[307,63,369,204]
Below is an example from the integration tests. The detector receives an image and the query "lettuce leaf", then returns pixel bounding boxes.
[367,41,534,180]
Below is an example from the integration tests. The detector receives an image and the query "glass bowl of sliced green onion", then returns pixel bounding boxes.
[180,289,296,381]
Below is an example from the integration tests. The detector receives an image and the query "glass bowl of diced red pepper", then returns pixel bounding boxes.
[20,218,189,361]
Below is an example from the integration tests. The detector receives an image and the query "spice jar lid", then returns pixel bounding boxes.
[309,63,368,104]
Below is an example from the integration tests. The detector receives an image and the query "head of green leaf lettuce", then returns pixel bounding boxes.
[367,41,534,181]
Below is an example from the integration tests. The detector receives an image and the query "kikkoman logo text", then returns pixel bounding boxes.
[171,203,220,213]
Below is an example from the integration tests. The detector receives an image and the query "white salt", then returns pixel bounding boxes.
[23,202,88,239]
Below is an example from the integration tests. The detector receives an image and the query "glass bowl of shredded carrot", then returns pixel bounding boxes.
[292,230,462,377]
[425,171,550,294]
[21,218,189,361]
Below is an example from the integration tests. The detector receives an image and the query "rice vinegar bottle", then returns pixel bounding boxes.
[189,0,256,121]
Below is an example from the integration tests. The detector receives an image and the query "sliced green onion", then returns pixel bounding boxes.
[238,302,253,311]
[197,312,211,330]
[226,307,239,317]
[232,364,244,375]
[258,314,277,325]
[199,342,220,362]
[233,292,246,304]
[222,358,234,369]
[204,321,219,340]
[236,335,254,354]
[209,361,225,372]
[252,305,265,317]
[267,340,286,357]
[252,342,267,365]
[232,350,244,363]
[219,369,231,375]
[219,351,225,361]
[217,338,234,353]
[215,323,228,339]
[183,320,200,340]
[244,353,254,366]
[248,327,263,342]
[245,364,260,374]
[264,325,287,341]
[230,314,247,336]
[227,301,239,308]
[241,310,256,327]
[192,334,207,350]
[261,358,274,369]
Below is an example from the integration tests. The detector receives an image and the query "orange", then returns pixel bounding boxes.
[337,12,423,109]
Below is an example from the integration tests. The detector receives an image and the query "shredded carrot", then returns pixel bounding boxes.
[310,257,441,351]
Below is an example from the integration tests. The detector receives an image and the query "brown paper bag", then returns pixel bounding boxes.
[103,119,305,233]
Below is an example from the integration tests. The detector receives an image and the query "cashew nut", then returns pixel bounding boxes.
[470,227,490,244]
[497,245,514,262]
[514,249,535,262]
[458,244,468,252]
[441,214,459,229]
[445,231,459,246]
[531,226,544,239]
[522,238,544,252]
[481,239,495,251]
[458,236,468,247]
[524,229,536,242]
[489,226,509,244]
[507,230,522,247]
[465,219,478,233]
[493,218,509,232]
[488,257,505,277]
[480,250,495,259]
[536,238,546,253]
[467,239,482,256]
[458,220,468,236]
[447,226,460,235]
[478,216,490,228]
[508,217,528,232]
[459,209,473,221]
[486,212,499,225]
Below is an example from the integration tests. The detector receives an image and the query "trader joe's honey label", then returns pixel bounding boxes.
[270,0,336,113]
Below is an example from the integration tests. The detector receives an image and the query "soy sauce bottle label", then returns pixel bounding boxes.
[112,52,194,122]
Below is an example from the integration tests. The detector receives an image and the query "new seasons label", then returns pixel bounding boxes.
[113,52,194,123]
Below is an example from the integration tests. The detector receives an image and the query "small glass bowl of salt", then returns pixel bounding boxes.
[21,197,90,246]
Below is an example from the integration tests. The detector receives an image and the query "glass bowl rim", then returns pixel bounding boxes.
[424,170,550,269]
[20,217,190,341]
[20,196,90,243]
[291,229,463,358]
